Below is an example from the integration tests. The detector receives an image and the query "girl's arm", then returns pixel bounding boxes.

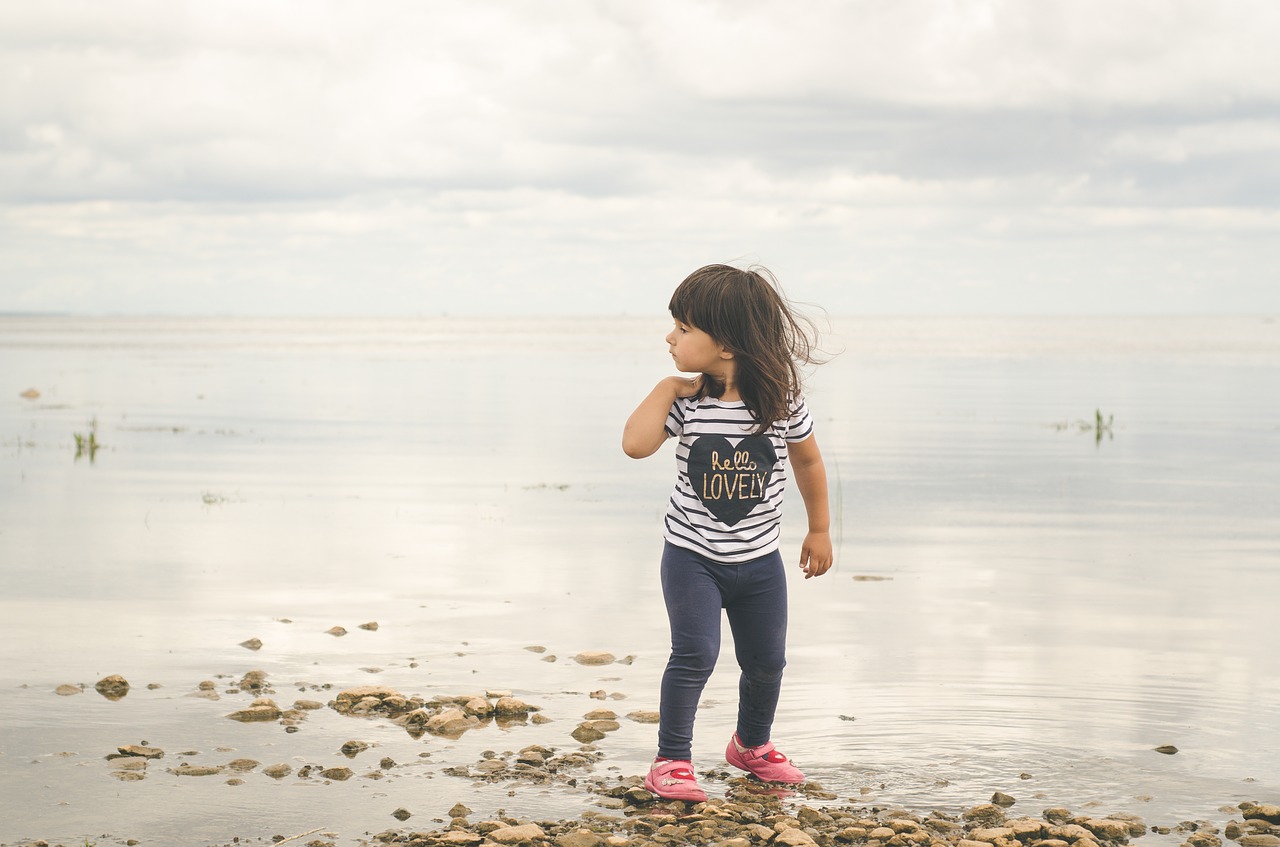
[789,433,834,579]
[622,376,700,459]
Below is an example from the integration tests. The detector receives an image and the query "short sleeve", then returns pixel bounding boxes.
[783,394,814,442]
[664,397,688,438]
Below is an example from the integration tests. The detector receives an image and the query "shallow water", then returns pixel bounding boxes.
[1,315,1278,845]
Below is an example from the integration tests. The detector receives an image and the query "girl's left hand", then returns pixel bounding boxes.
[799,531,833,579]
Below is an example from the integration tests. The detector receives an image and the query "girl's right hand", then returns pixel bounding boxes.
[669,374,702,398]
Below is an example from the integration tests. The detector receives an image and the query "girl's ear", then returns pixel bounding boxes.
[718,345,734,360]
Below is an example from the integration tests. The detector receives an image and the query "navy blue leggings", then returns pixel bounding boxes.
[657,541,788,760]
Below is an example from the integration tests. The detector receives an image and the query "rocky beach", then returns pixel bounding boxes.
[7,654,1278,847]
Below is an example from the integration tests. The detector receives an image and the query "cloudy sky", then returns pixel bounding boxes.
[2,0,1278,316]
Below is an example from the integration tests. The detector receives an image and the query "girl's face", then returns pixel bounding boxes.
[666,317,731,375]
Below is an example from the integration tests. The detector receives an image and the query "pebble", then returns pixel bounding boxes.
[55,684,82,696]
[574,651,616,665]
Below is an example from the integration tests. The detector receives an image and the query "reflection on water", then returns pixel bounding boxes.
[1,316,1278,845]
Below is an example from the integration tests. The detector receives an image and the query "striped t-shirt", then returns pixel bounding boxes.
[663,394,815,564]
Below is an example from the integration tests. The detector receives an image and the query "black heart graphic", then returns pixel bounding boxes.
[687,435,777,527]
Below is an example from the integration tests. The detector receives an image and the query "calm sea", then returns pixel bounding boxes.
[1,316,1278,845]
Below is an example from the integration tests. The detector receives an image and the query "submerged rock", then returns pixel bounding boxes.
[238,670,269,692]
[94,674,130,700]
[227,698,282,722]
[170,763,224,777]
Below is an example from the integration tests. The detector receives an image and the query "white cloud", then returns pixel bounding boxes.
[1,0,1279,315]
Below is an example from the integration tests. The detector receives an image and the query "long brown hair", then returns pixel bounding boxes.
[669,264,822,435]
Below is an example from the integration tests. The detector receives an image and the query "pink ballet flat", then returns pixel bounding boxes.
[643,757,708,802]
[725,733,805,784]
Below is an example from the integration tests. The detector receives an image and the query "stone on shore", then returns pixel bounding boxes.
[489,823,546,844]
[55,684,82,696]
[574,651,615,665]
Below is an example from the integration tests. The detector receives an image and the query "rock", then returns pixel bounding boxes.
[55,684,82,696]
[574,651,616,665]
[239,638,263,651]
[525,645,547,653]
[116,745,164,760]
[359,621,379,631]
[1043,809,1074,826]
[95,675,130,700]
[1243,805,1280,825]
[992,792,1017,807]
[340,740,370,757]
[262,764,292,779]
[20,388,40,399]
[379,757,397,769]
[556,830,604,847]
[170,763,224,776]
[495,696,537,716]
[227,758,259,772]
[391,808,411,821]
[489,824,546,844]
[327,626,348,636]
[1050,824,1096,842]
[227,698,282,722]
[1185,833,1222,847]
[1155,745,1179,755]
[464,697,495,717]
[321,767,354,781]
[1083,820,1133,841]
[627,710,661,723]
[571,723,606,743]
[293,699,324,710]
[965,805,1007,828]
[448,802,472,818]
[584,709,617,720]
[239,670,269,691]
[776,828,819,846]
[970,827,1015,844]
[426,708,476,736]
[1239,837,1280,847]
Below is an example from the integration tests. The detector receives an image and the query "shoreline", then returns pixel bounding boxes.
[6,674,1279,847]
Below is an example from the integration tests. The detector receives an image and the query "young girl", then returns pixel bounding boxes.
[622,263,833,802]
